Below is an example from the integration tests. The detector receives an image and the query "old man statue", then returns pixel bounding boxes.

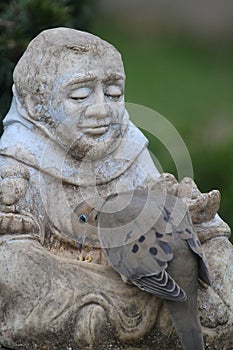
[0,28,232,350]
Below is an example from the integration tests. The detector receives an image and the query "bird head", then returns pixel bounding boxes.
[71,196,108,251]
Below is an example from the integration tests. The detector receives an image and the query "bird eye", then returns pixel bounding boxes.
[78,214,88,224]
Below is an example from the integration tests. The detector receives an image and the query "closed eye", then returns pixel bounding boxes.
[104,85,123,100]
[104,93,122,101]
[71,96,87,101]
[69,87,91,101]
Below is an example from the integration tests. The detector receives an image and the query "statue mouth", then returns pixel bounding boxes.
[84,125,109,136]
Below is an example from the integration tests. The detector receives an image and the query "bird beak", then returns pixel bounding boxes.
[77,232,84,252]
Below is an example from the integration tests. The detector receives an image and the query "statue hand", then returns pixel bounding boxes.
[0,165,30,212]
[177,177,220,224]
[0,165,38,235]
[154,173,220,224]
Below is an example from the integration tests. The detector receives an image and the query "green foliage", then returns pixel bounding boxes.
[0,0,96,133]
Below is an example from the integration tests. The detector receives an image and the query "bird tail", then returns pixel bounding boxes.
[179,327,205,350]
[165,299,205,350]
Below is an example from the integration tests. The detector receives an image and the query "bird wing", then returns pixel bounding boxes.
[97,190,190,301]
[98,188,210,301]
[99,224,187,301]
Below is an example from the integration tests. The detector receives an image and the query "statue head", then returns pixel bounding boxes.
[13,27,126,160]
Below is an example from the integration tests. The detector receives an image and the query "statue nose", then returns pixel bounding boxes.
[88,102,107,119]
[86,91,108,119]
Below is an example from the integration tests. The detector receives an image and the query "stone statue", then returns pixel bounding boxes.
[0,27,232,350]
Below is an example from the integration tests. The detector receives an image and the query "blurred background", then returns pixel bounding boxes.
[0,0,232,239]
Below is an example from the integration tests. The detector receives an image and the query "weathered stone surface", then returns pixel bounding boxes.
[0,28,232,349]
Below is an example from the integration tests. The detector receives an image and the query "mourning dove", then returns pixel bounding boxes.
[72,189,211,350]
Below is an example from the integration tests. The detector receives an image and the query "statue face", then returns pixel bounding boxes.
[50,51,126,160]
